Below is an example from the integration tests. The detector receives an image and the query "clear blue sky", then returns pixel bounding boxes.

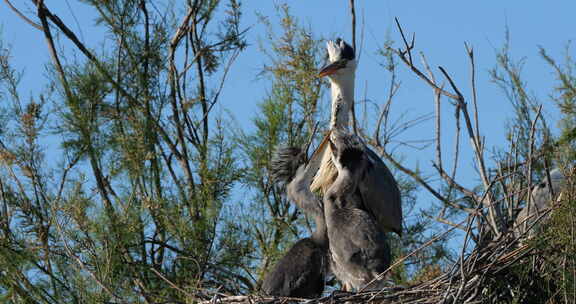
[1,1,575,232]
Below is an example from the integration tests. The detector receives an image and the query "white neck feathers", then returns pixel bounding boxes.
[329,73,355,130]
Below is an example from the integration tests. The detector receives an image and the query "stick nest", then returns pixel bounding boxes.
[205,227,554,303]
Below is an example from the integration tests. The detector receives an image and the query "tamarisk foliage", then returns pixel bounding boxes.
[1,1,250,302]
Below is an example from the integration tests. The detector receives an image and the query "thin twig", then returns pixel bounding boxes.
[150,267,196,299]
[465,43,481,151]
[35,0,72,99]
[371,142,475,214]
[4,0,43,30]
[438,65,501,236]
[349,0,359,136]
[394,17,414,65]
[374,56,400,146]
[362,219,465,296]
[523,105,543,234]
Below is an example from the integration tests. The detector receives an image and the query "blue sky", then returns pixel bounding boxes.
[1,1,575,235]
[229,1,575,191]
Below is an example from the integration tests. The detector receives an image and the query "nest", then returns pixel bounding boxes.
[203,236,535,304]
[204,143,572,304]
[201,202,564,304]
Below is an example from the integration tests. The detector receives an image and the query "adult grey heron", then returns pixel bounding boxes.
[261,147,328,298]
[514,168,566,240]
[311,38,403,236]
[323,130,391,291]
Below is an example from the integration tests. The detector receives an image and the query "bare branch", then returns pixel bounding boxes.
[394,17,414,65]
[349,0,357,52]
[370,141,476,214]
[350,0,359,136]
[523,105,543,233]
[361,217,465,293]
[431,163,477,200]
[374,52,400,146]
[388,20,459,100]
[35,0,72,99]
[437,66,494,203]
[4,0,42,30]
[465,43,481,148]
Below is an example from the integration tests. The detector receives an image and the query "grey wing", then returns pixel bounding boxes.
[514,169,565,239]
[532,169,565,210]
[360,148,403,236]
[261,239,325,298]
[332,209,391,273]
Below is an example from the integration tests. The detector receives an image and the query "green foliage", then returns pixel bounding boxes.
[541,44,576,163]
[491,41,576,303]
[537,191,576,302]
[237,4,326,287]
[490,29,552,170]
[487,179,576,304]
[373,36,454,285]
[0,1,250,302]
[3,1,576,302]
[525,44,576,303]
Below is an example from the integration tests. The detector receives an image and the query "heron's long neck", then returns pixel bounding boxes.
[311,212,328,245]
[332,169,358,198]
[287,151,324,219]
[329,75,355,130]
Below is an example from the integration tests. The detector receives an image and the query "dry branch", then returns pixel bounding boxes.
[206,207,555,303]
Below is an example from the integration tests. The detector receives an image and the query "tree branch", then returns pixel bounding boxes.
[4,0,42,30]
[349,0,359,136]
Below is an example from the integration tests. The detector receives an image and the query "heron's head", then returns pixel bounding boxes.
[270,146,306,185]
[318,38,356,80]
[329,130,366,173]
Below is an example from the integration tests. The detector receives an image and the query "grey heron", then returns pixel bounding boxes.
[261,147,328,298]
[323,130,391,291]
[311,38,403,236]
[514,168,566,240]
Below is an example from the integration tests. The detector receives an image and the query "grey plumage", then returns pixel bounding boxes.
[323,130,391,291]
[270,146,306,185]
[313,38,400,291]
[262,147,328,298]
[313,38,402,236]
[263,38,402,295]
[514,168,566,240]
[261,236,327,298]
[361,147,403,236]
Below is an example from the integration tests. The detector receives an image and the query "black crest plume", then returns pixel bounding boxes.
[336,38,355,60]
[270,147,306,184]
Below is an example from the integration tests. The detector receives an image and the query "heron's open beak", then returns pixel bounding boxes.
[318,62,340,77]
[309,131,332,163]
[318,60,345,77]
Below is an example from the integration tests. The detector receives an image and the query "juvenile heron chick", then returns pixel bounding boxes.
[323,130,391,291]
[262,146,328,298]
[514,168,567,240]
